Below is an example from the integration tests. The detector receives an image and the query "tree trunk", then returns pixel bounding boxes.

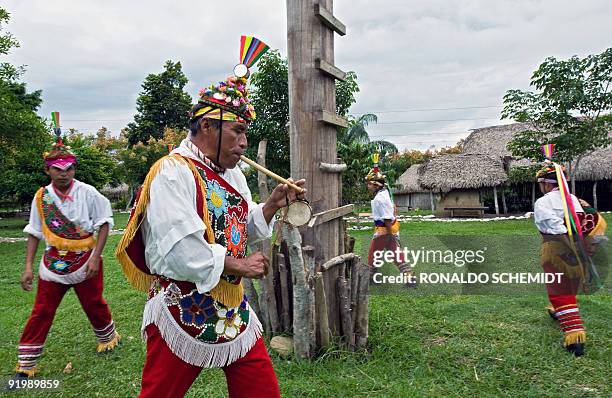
[593,181,598,210]
[493,186,499,215]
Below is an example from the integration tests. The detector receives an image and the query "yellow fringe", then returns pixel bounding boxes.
[14,365,37,377]
[115,155,242,307]
[36,188,96,252]
[115,156,174,292]
[540,240,584,280]
[563,330,586,346]
[97,333,121,353]
[210,279,244,308]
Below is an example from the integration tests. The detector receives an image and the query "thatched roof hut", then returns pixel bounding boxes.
[419,154,508,193]
[393,164,426,194]
[574,145,612,181]
[462,122,533,167]
[463,122,612,181]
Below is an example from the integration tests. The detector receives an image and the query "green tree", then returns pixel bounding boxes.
[503,48,612,191]
[247,51,362,181]
[339,113,398,153]
[0,7,50,207]
[336,113,399,203]
[247,50,290,177]
[62,131,117,190]
[125,60,192,146]
[0,7,23,81]
[118,127,186,195]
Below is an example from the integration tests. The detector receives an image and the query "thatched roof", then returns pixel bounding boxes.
[574,144,612,181]
[101,183,129,194]
[462,122,533,167]
[419,154,508,192]
[393,164,426,194]
[463,123,612,181]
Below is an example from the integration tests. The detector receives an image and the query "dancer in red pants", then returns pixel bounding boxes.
[15,114,119,377]
[534,156,607,357]
[116,37,304,397]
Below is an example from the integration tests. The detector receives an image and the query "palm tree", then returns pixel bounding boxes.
[340,113,398,154]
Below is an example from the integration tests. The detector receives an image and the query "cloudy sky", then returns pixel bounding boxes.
[4,0,611,151]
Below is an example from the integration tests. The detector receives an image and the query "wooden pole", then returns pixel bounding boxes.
[282,224,310,358]
[277,253,291,331]
[302,246,317,353]
[337,275,353,350]
[287,0,342,263]
[593,181,598,210]
[532,182,536,210]
[429,191,435,211]
[354,260,369,349]
[314,272,330,348]
[493,186,499,215]
[501,188,507,214]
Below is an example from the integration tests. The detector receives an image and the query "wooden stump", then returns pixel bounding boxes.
[282,224,311,359]
[354,260,370,349]
[314,272,330,349]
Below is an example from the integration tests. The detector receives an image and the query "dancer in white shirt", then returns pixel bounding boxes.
[15,121,119,378]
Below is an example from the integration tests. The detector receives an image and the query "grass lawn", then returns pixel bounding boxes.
[0,215,610,397]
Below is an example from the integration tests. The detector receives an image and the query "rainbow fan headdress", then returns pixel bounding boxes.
[233,36,270,78]
[192,36,270,123]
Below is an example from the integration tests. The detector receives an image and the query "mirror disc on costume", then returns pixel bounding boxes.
[233,64,249,78]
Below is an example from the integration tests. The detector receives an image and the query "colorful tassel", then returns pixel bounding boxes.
[541,143,555,160]
[239,36,270,68]
[51,112,60,129]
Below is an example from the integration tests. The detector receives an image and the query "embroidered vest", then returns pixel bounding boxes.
[35,187,95,275]
[115,155,261,367]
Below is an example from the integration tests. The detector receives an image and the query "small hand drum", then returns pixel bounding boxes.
[281,199,312,227]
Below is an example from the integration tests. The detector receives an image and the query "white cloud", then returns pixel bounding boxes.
[4,0,611,149]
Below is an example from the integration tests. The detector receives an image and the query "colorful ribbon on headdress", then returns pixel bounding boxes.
[192,106,248,123]
[240,36,270,68]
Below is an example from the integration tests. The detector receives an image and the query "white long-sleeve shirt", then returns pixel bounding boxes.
[534,189,583,234]
[140,139,274,294]
[371,189,395,222]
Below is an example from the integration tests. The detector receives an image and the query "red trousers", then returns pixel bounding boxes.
[542,262,585,342]
[139,324,280,398]
[18,261,114,371]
